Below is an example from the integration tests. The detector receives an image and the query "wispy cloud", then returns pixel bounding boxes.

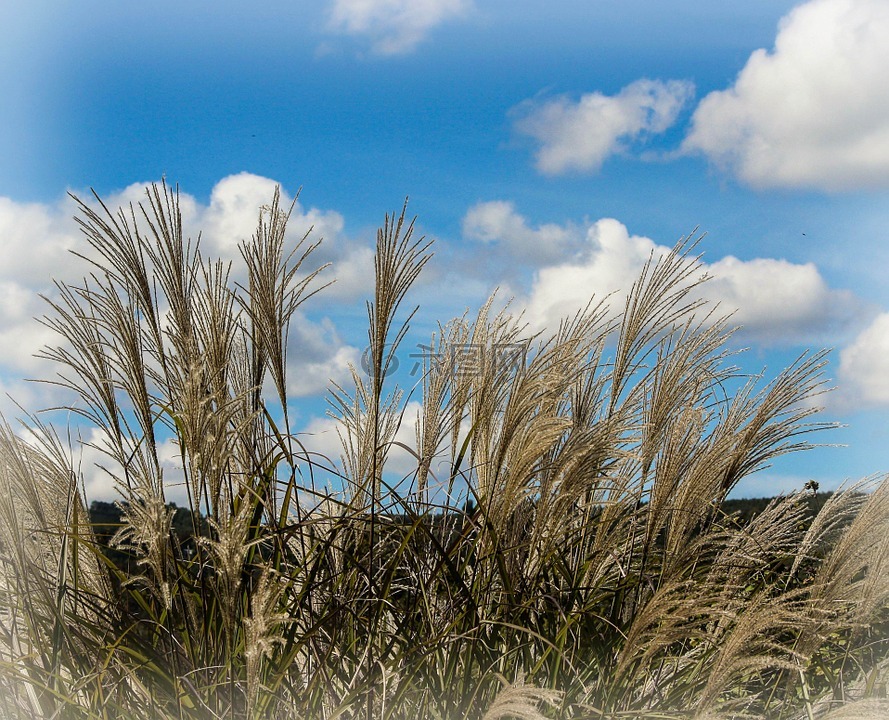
[326,0,471,55]
[513,79,694,175]
[683,0,889,190]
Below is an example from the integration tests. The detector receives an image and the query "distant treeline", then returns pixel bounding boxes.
[89,500,207,572]
[721,490,832,524]
[88,491,835,571]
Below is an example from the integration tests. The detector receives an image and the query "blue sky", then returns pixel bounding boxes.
[1,0,888,500]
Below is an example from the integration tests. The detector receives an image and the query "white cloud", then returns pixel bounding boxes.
[327,0,471,55]
[0,196,78,286]
[296,414,346,474]
[518,215,861,345]
[837,312,889,408]
[81,434,187,505]
[513,79,694,175]
[101,172,374,305]
[684,0,889,190]
[316,244,376,301]
[0,196,80,378]
[0,173,372,426]
[525,218,665,328]
[191,173,372,301]
[462,200,581,265]
[298,400,451,487]
[701,255,861,344]
[285,313,361,398]
[105,173,351,288]
[199,173,284,257]
[0,281,58,374]
[11,424,188,504]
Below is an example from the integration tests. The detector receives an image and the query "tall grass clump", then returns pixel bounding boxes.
[0,182,887,719]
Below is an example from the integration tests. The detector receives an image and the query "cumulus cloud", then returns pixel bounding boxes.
[75,431,188,504]
[186,172,372,301]
[101,173,377,304]
[285,313,361,398]
[10,423,189,504]
[524,218,665,327]
[462,200,581,265]
[684,0,889,190]
[0,196,81,380]
[513,79,694,175]
[0,196,79,287]
[106,172,350,283]
[72,175,372,323]
[519,215,861,345]
[298,399,461,490]
[700,255,862,344]
[0,281,58,374]
[0,173,371,422]
[327,0,471,55]
[837,312,889,409]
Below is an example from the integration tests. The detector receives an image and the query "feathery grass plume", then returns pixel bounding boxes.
[330,202,430,508]
[812,479,889,629]
[239,186,330,416]
[325,200,433,718]
[243,566,288,710]
[1,185,887,719]
[788,479,889,711]
[608,233,708,413]
[695,590,811,713]
[412,320,462,503]
[0,418,112,718]
[111,491,176,609]
[789,483,867,581]
[812,698,889,719]
[481,676,563,720]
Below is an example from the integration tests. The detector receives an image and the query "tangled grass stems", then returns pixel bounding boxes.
[0,182,887,719]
